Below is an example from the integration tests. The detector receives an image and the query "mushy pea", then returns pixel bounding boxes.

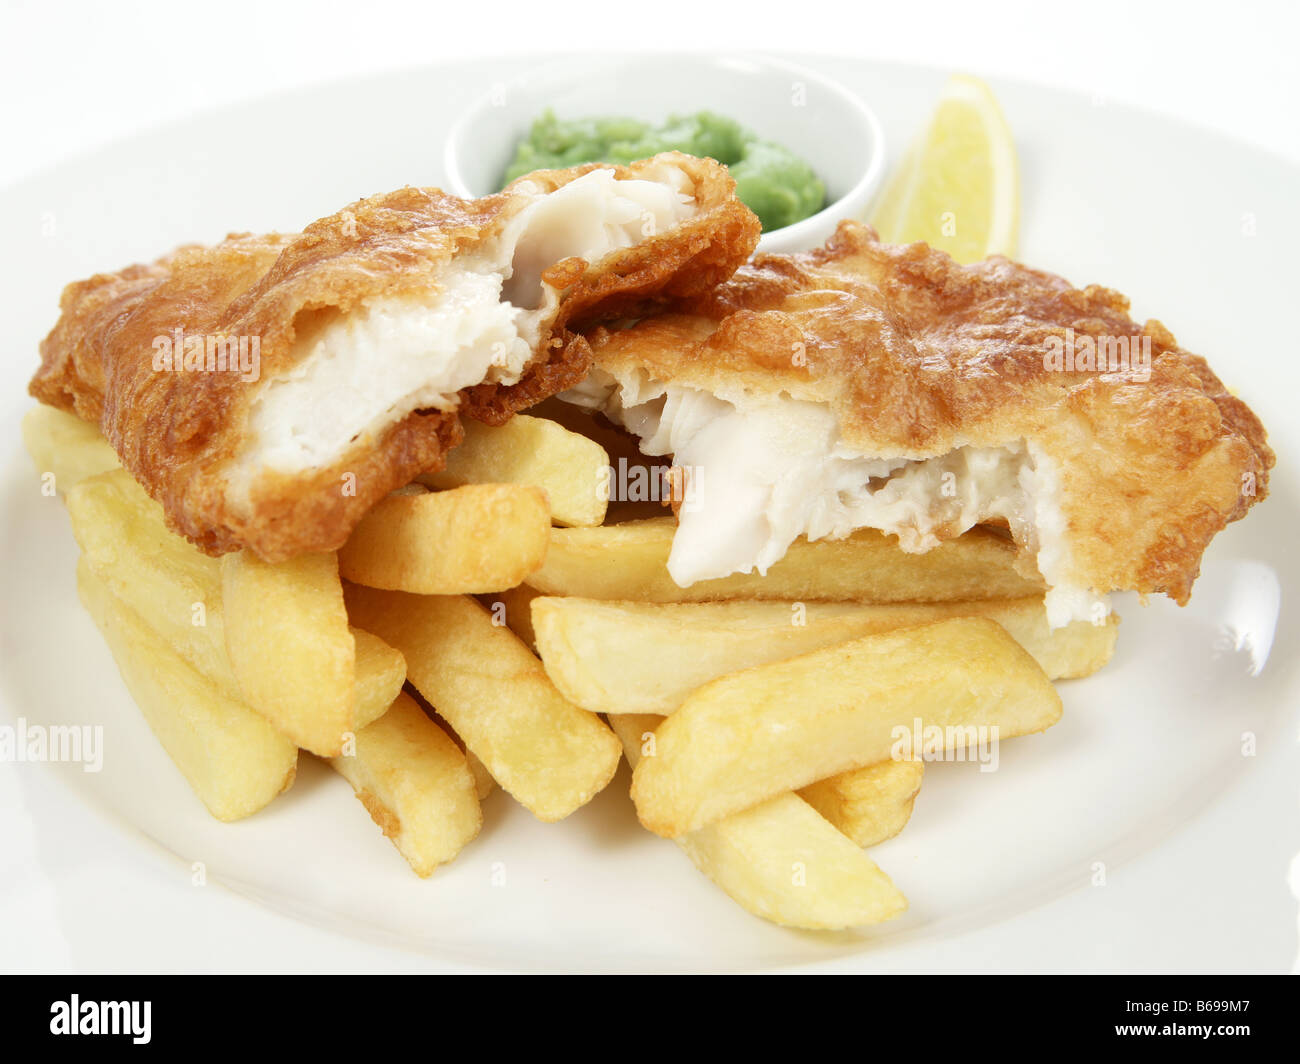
[501,110,826,232]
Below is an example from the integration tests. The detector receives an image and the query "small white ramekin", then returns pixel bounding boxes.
[443,53,886,254]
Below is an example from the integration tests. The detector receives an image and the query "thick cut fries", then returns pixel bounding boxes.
[328,692,482,877]
[610,715,906,929]
[22,405,120,491]
[418,415,609,527]
[222,550,356,757]
[344,587,621,821]
[465,750,496,801]
[339,484,550,595]
[69,471,405,726]
[78,560,297,821]
[631,617,1063,837]
[68,470,240,697]
[410,698,498,801]
[479,584,544,653]
[351,630,407,729]
[532,595,1117,714]
[528,518,1042,603]
[798,760,925,848]
[517,400,674,524]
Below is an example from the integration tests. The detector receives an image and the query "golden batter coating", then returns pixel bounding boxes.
[589,221,1273,605]
[30,153,760,560]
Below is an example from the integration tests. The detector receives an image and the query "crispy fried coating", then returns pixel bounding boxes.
[589,222,1273,604]
[30,153,759,560]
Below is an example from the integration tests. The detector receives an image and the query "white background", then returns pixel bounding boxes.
[1,0,1296,973]
[3,0,1299,188]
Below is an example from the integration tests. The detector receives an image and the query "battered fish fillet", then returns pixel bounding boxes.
[566,222,1273,625]
[30,153,760,560]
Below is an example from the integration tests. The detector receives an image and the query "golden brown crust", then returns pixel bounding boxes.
[590,221,1273,604]
[30,153,759,560]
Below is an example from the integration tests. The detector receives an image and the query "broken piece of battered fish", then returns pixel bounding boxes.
[567,222,1273,625]
[30,153,759,560]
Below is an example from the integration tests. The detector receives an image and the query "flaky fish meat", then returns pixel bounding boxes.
[565,222,1273,626]
[30,153,760,559]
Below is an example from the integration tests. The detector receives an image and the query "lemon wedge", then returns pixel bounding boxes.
[870,74,1020,262]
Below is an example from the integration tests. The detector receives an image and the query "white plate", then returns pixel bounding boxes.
[1,55,1296,973]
